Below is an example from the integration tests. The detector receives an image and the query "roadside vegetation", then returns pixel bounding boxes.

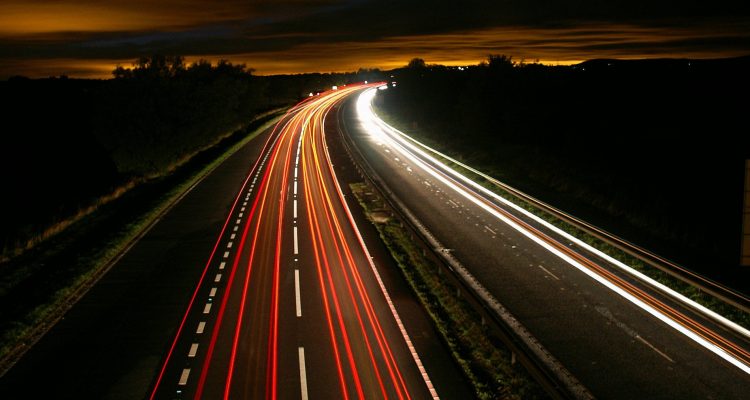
[351,182,547,400]
[0,57,385,369]
[1,58,385,262]
[405,149,750,330]
[376,55,750,294]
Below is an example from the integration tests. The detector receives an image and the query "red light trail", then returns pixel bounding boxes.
[149,84,436,399]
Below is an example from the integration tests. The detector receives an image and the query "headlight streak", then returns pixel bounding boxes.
[372,112,750,340]
[356,88,750,375]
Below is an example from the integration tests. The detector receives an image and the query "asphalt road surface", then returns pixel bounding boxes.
[345,87,750,399]
[0,84,468,400]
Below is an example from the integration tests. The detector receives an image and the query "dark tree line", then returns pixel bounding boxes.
[380,55,750,280]
[0,56,386,258]
[96,56,269,175]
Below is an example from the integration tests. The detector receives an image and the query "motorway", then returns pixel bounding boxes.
[1,84,468,399]
[344,87,750,399]
[149,84,436,399]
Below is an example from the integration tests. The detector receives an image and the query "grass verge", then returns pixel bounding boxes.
[350,182,547,400]
[373,106,750,331]
[0,109,285,373]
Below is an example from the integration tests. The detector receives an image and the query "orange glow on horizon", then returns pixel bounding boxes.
[2,22,749,79]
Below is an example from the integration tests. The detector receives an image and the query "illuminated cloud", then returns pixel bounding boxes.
[0,0,749,78]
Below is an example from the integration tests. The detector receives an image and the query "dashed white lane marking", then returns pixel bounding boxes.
[484,225,497,235]
[233,226,238,232]
[447,200,459,208]
[298,347,309,400]
[203,303,212,314]
[209,287,217,297]
[230,233,236,240]
[242,202,247,206]
[293,226,299,254]
[214,273,222,283]
[236,219,241,225]
[223,251,230,259]
[238,213,243,218]
[178,369,190,385]
[294,167,298,179]
[294,181,298,195]
[219,261,226,270]
[227,241,233,248]
[196,321,206,334]
[295,269,302,317]
[538,264,560,280]
[241,206,245,211]
[188,343,199,357]
[293,200,298,219]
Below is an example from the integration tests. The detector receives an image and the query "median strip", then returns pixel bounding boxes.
[350,182,547,400]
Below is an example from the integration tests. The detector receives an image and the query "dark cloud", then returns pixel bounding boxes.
[1,0,749,77]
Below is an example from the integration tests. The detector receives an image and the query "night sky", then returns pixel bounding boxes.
[2,0,750,78]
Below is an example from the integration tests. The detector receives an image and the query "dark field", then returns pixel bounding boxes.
[377,56,750,290]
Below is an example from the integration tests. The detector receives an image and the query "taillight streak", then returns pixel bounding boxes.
[149,106,291,400]
[310,105,411,399]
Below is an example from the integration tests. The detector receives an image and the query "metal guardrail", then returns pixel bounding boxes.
[334,100,594,400]
[397,134,750,315]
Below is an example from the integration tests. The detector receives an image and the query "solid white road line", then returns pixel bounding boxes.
[298,347,309,400]
[295,269,302,317]
[196,321,206,334]
[178,369,190,385]
[188,343,199,358]
[293,226,299,254]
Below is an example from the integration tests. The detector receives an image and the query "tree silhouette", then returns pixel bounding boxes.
[407,58,427,69]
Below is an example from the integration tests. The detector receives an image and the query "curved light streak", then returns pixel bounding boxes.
[357,87,750,375]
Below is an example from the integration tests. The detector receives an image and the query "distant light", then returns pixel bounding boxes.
[309,92,313,97]
[391,81,397,87]
[332,85,338,90]
[378,85,388,90]
[365,80,368,84]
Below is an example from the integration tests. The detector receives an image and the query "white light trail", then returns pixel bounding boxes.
[356,88,750,374]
